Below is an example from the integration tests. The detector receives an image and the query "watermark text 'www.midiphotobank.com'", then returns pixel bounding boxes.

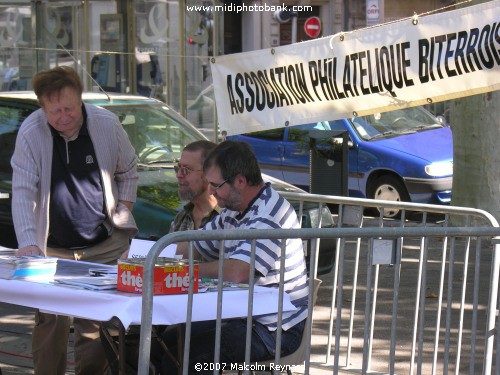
[186,3,312,13]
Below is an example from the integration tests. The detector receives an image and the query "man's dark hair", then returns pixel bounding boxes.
[204,140,263,186]
[32,66,83,104]
[183,140,217,164]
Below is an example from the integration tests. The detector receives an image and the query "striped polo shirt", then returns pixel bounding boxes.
[194,183,309,331]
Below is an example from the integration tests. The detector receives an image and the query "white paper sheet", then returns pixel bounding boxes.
[128,239,177,259]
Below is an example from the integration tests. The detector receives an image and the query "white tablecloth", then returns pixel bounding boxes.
[0,259,295,329]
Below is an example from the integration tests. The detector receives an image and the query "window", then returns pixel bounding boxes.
[288,121,331,142]
[104,103,200,164]
[0,104,33,173]
[245,128,284,141]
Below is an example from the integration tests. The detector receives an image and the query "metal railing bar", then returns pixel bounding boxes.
[469,238,482,375]
[390,210,407,373]
[209,241,225,375]
[432,231,449,375]
[313,202,324,279]
[142,228,500,250]
[483,240,500,375]
[280,192,500,226]
[496,284,500,375]
[455,233,472,375]
[346,229,362,367]
[409,227,426,374]
[367,211,386,371]
[182,242,196,375]
[443,236,457,374]
[389,236,403,374]
[307,229,320,370]
[327,234,340,366]
[362,237,375,374]
[327,204,344,366]
[417,210,429,375]
[367,263,379,371]
[270,239,287,375]
[304,240,319,375]
[243,239,257,375]
[334,236,346,371]
[417,235,430,375]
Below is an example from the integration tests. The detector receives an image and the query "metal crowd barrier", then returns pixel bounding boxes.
[138,192,500,375]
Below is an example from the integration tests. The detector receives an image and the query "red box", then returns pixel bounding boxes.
[117,258,198,294]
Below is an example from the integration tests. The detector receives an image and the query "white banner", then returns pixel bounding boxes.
[211,2,500,136]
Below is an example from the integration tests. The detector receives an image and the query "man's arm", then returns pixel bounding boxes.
[119,200,134,211]
[199,259,250,283]
[175,241,202,260]
[176,241,250,282]
[11,127,42,252]
[113,115,138,204]
[115,199,135,259]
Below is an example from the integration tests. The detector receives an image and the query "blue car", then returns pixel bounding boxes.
[228,106,453,218]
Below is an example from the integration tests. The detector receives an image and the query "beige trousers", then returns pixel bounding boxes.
[32,228,130,375]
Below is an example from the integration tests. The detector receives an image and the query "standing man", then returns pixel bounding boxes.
[11,66,138,375]
[161,140,309,374]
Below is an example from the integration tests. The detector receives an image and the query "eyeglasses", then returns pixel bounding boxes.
[209,180,227,190]
[174,164,202,177]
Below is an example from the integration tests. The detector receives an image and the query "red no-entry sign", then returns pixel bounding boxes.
[304,16,321,38]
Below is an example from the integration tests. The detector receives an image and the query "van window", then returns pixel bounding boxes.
[244,128,284,141]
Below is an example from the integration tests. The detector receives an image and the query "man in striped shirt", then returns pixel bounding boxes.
[161,140,309,374]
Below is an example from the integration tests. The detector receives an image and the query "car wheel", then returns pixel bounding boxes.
[368,175,410,218]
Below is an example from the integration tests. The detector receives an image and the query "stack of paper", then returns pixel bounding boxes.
[0,246,17,256]
[56,276,117,290]
[0,255,58,282]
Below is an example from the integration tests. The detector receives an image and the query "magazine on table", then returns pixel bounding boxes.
[55,276,118,290]
[0,255,58,282]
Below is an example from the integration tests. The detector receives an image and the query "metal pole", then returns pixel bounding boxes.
[179,0,186,116]
[212,0,219,143]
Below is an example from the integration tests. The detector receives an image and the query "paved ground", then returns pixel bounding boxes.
[0,217,497,374]
[0,303,52,374]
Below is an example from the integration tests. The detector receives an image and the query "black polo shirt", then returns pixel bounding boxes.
[47,107,109,249]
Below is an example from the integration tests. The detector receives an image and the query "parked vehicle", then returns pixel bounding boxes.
[228,106,453,218]
[0,92,335,274]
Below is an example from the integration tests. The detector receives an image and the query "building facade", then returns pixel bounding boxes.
[0,0,454,133]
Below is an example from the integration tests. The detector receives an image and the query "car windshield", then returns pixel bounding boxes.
[349,107,443,141]
[97,102,204,165]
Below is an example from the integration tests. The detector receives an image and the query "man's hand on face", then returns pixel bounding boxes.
[17,245,44,256]
[119,249,129,259]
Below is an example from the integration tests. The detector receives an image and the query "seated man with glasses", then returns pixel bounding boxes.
[170,140,221,232]
[158,140,309,374]
[101,140,220,374]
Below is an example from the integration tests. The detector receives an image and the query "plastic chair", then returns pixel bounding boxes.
[238,278,322,375]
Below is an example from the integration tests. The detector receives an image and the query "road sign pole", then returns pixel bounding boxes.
[292,14,297,43]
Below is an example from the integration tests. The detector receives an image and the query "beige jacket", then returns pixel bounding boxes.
[11,103,138,253]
